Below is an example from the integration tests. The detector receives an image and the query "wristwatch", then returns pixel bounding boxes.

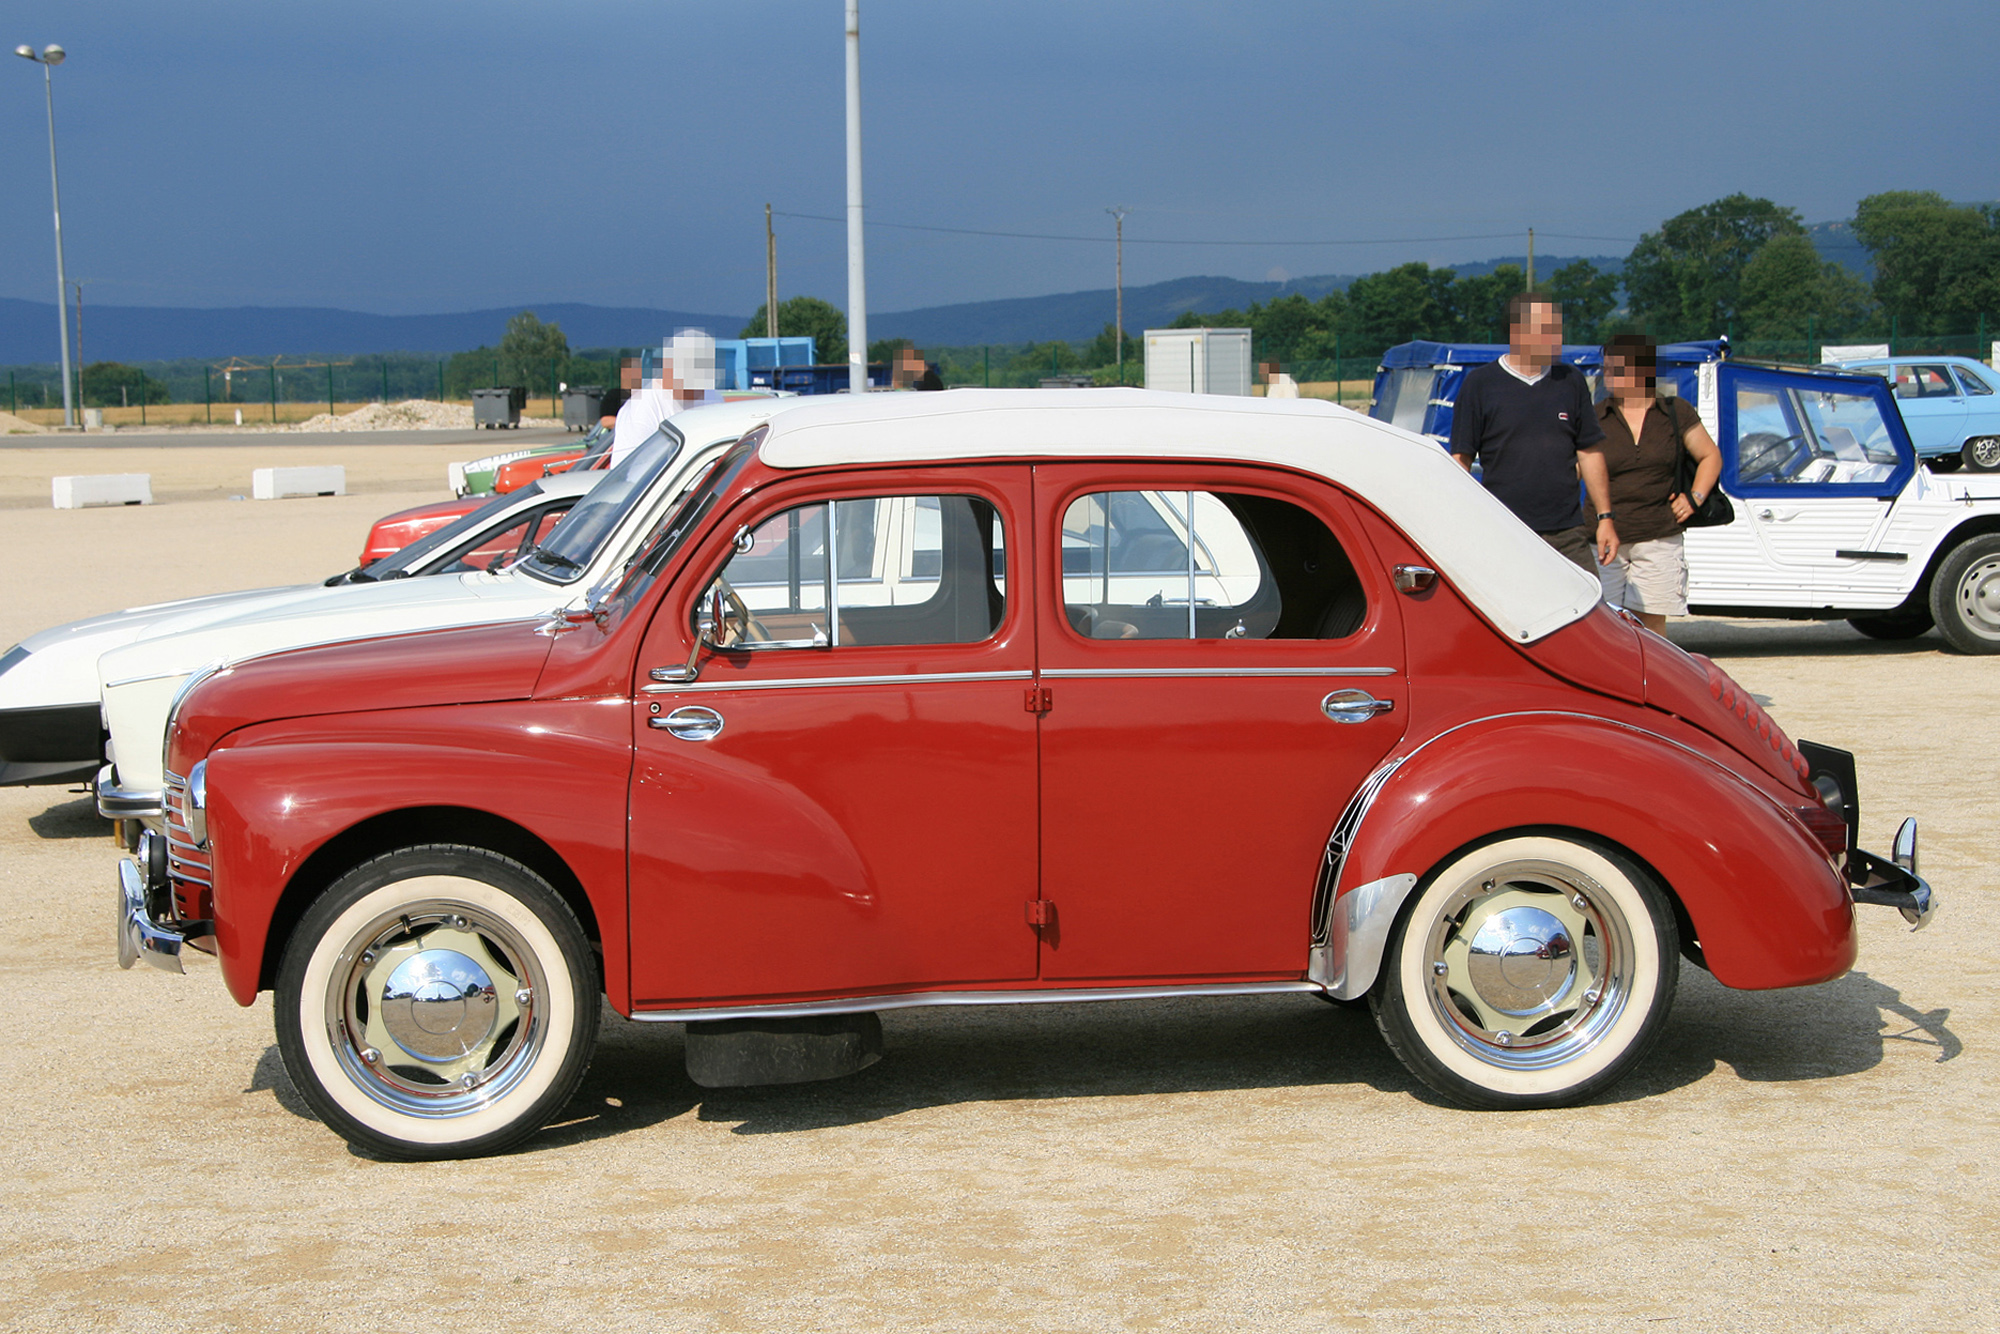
[1595,511,1616,521]
[1690,490,1707,505]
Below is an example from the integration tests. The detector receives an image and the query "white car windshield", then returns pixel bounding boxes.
[519,425,684,583]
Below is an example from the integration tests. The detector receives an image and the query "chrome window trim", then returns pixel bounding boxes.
[644,668,1035,694]
[631,980,1323,1023]
[1309,707,1795,1001]
[1039,666,1395,679]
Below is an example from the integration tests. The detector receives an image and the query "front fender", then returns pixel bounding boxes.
[1326,713,1855,995]
[201,698,631,1006]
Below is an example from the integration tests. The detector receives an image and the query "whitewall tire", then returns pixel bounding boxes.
[275,845,598,1159]
[1370,835,1678,1109]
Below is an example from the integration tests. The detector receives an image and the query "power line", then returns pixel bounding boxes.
[771,210,1635,248]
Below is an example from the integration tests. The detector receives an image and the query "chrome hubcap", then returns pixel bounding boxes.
[1956,556,2000,640]
[325,901,543,1117]
[1426,861,1632,1070]
[1971,437,2000,469]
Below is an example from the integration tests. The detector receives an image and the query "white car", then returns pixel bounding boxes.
[0,472,599,791]
[1681,360,2000,652]
[94,396,801,826]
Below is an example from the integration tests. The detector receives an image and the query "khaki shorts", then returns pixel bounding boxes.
[1599,533,1688,615]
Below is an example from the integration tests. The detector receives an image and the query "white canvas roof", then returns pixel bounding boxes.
[757,388,1601,644]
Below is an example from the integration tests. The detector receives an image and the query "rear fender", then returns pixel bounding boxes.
[1318,713,1855,997]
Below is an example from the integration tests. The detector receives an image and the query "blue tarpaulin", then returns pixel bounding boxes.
[1372,340,1728,443]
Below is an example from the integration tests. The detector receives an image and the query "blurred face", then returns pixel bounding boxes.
[1606,355,1650,398]
[1510,302,1562,369]
[620,358,641,391]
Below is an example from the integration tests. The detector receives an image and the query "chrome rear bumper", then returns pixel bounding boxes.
[115,833,210,975]
[1848,817,1937,931]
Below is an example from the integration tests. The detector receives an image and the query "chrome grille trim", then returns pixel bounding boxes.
[161,771,213,892]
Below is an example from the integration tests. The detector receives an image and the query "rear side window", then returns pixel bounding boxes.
[1954,365,1995,396]
[703,495,1006,648]
[1059,490,1365,640]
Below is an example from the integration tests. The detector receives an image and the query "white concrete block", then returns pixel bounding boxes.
[447,461,469,495]
[252,465,346,500]
[52,474,152,509]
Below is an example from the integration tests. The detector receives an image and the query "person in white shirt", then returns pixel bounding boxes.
[609,330,725,466]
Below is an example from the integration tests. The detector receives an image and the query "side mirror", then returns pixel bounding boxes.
[655,585,728,685]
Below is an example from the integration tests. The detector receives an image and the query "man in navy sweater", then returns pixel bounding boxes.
[1449,294,1618,574]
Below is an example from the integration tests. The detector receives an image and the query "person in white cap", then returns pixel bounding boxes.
[609,329,725,465]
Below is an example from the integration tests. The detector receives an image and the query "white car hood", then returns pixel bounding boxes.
[2,585,307,711]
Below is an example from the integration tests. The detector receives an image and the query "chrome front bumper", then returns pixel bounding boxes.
[1848,817,1937,931]
[115,832,210,975]
[97,762,163,820]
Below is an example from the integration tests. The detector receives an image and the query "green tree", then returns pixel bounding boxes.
[1344,262,1456,350]
[80,361,170,407]
[1082,322,1141,369]
[497,311,569,395]
[1737,232,1876,340]
[741,296,846,366]
[1623,195,1805,338]
[1852,190,2000,337]
[1448,264,1528,343]
[1543,260,1619,344]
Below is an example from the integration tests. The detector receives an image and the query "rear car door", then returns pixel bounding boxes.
[626,466,1039,1006]
[1031,463,1407,983]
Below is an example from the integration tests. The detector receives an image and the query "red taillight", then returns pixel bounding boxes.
[1794,800,1849,861]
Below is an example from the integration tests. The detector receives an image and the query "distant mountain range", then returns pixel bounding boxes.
[0,228,1873,365]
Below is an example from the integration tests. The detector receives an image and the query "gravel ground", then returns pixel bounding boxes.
[1,445,1994,1331]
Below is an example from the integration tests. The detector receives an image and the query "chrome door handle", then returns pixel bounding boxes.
[651,705,724,741]
[1321,689,1394,723]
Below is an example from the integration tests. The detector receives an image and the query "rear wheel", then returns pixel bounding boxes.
[1370,835,1678,1109]
[1964,437,2000,472]
[275,845,598,1160]
[1929,534,2000,654]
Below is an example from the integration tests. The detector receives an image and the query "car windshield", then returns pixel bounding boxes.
[519,425,685,583]
[357,483,544,580]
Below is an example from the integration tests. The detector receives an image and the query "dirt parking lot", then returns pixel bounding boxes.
[1,440,1994,1331]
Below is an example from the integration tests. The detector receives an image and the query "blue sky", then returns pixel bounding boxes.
[3,0,1995,318]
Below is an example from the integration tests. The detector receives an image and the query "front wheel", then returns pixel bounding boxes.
[1370,835,1678,1109]
[1964,437,2000,472]
[275,845,599,1159]
[1929,534,2000,654]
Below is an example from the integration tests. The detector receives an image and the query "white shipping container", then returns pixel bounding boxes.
[1143,328,1253,396]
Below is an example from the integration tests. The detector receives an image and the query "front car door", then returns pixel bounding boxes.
[627,465,1040,1007]
[1691,365,1917,607]
[1031,463,1407,983]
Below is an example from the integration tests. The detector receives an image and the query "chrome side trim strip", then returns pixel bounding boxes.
[1039,666,1396,679]
[643,668,1035,694]
[630,980,1323,1023]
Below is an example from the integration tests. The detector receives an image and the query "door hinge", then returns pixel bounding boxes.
[1024,899,1055,927]
[1023,686,1053,714]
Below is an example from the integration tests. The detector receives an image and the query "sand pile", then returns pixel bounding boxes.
[0,411,46,435]
[284,400,475,431]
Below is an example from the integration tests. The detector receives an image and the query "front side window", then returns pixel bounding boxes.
[1734,381,1899,487]
[702,494,1006,649]
[1060,490,1365,640]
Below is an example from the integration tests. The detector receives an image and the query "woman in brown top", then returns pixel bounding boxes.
[1586,334,1723,633]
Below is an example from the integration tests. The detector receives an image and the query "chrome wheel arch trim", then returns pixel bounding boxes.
[631,980,1324,1023]
[1307,708,1783,1002]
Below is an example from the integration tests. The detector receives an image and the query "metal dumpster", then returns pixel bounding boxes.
[472,386,521,429]
[562,385,604,431]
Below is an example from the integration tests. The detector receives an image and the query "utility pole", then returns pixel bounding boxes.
[1107,206,1128,384]
[1526,227,1535,291]
[71,279,87,396]
[844,0,868,394]
[765,204,779,339]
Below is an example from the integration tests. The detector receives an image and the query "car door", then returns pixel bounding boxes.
[1951,363,2000,445]
[1711,367,1917,603]
[626,466,1040,1006]
[1886,363,1968,459]
[1031,463,1407,983]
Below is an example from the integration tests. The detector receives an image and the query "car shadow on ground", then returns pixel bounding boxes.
[26,793,111,840]
[1667,621,1947,662]
[246,967,1959,1155]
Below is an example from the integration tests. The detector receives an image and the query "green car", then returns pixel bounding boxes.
[451,425,609,496]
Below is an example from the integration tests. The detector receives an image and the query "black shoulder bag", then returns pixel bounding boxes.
[1668,397,1733,528]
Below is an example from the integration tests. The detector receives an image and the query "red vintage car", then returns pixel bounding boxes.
[116,390,1934,1159]
[354,495,484,566]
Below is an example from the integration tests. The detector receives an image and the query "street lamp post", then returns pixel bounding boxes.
[15,43,74,428]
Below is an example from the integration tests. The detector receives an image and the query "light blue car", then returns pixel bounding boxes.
[1832,355,2000,472]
